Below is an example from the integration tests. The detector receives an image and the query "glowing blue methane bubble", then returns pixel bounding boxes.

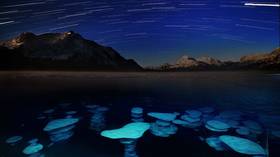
[131,107,143,115]
[6,136,23,145]
[225,120,240,128]
[44,118,79,143]
[205,137,225,151]
[172,119,189,126]
[43,118,79,131]
[219,135,266,155]
[185,110,202,118]
[101,122,150,139]
[236,127,250,136]
[243,120,263,134]
[148,112,178,137]
[205,120,230,132]
[87,105,109,132]
[150,122,178,137]
[180,115,202,128]
[147,112,177,121]
[28,138,39,144]
[131,107,144,122]
[181,115,200,123]
[22,143,43,155]
[101,122,150,157]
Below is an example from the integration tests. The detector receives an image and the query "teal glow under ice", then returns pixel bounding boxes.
[5,136,23,144]
[147,112,177,121]
[206,120,230,132]
[219,135,266,155]
[43,118,79,131]
[101,122,150,139]
[22,143,43,155]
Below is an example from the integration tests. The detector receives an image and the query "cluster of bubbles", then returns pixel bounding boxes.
[4,102,280,157]
[86,105,109,132]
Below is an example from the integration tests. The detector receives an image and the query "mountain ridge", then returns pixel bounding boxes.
[0,31,142,71]
[155,48,280,71]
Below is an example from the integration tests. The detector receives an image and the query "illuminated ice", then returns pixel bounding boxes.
[101,122,150,139]
[147,112,177,122]
[43,118,79,131]
[205,120,230,132]
[219,135,266,155]
[22,143,43,155]
[87,105,109,132]
[236,127,250,136]
[225,120,239,128]
[43,118,79,142]
[65,111,77,118]
[131,107,144,122]
[181,115,200,123]
[172,119,189,126]
[150,122,178,137]
[148,112,178,137]
[101,122,150,157]
[5,136,23,145]
[205,137,225,151]
[185,110,202,118]
[28,138,39,144]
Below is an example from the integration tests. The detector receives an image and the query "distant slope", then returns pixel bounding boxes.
[0,31,142,71]
[240,48,280,69]
[156,48,280,71]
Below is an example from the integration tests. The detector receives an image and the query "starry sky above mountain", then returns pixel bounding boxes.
[0,0,279,66]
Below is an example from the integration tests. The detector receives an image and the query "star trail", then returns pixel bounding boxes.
[0,0,279,66]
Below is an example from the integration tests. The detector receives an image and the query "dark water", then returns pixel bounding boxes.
[0,71,280,157]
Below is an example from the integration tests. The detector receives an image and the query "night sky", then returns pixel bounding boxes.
[0,0,279,66]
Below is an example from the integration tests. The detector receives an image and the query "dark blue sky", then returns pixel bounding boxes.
[0,0,279,66]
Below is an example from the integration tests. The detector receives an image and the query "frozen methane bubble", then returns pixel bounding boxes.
[147,112,177,121]
[43,118,79,142]
[172,119,189,126]
[65,111,77,118]
[22,143,43,155]
[87,105,109,132]
[205,137,225,151]
[131,107,144,122]
[101,122,150,139]
[5,136,23,145]
[236,127,250,136]
[180,114,202,128]
[101,122,150,157]
[28,138,39,144]
[185,110,202,118]
[148,112,178,137]
[219,135,266,155]
[205,120,231,132]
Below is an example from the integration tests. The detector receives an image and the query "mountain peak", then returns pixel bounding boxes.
[0,31,142,71]
[197,56,222,65]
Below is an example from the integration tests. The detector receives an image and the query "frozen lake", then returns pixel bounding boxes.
[0,71,280,157]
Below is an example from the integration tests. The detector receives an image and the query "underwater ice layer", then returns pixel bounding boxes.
[4,102,280,157]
